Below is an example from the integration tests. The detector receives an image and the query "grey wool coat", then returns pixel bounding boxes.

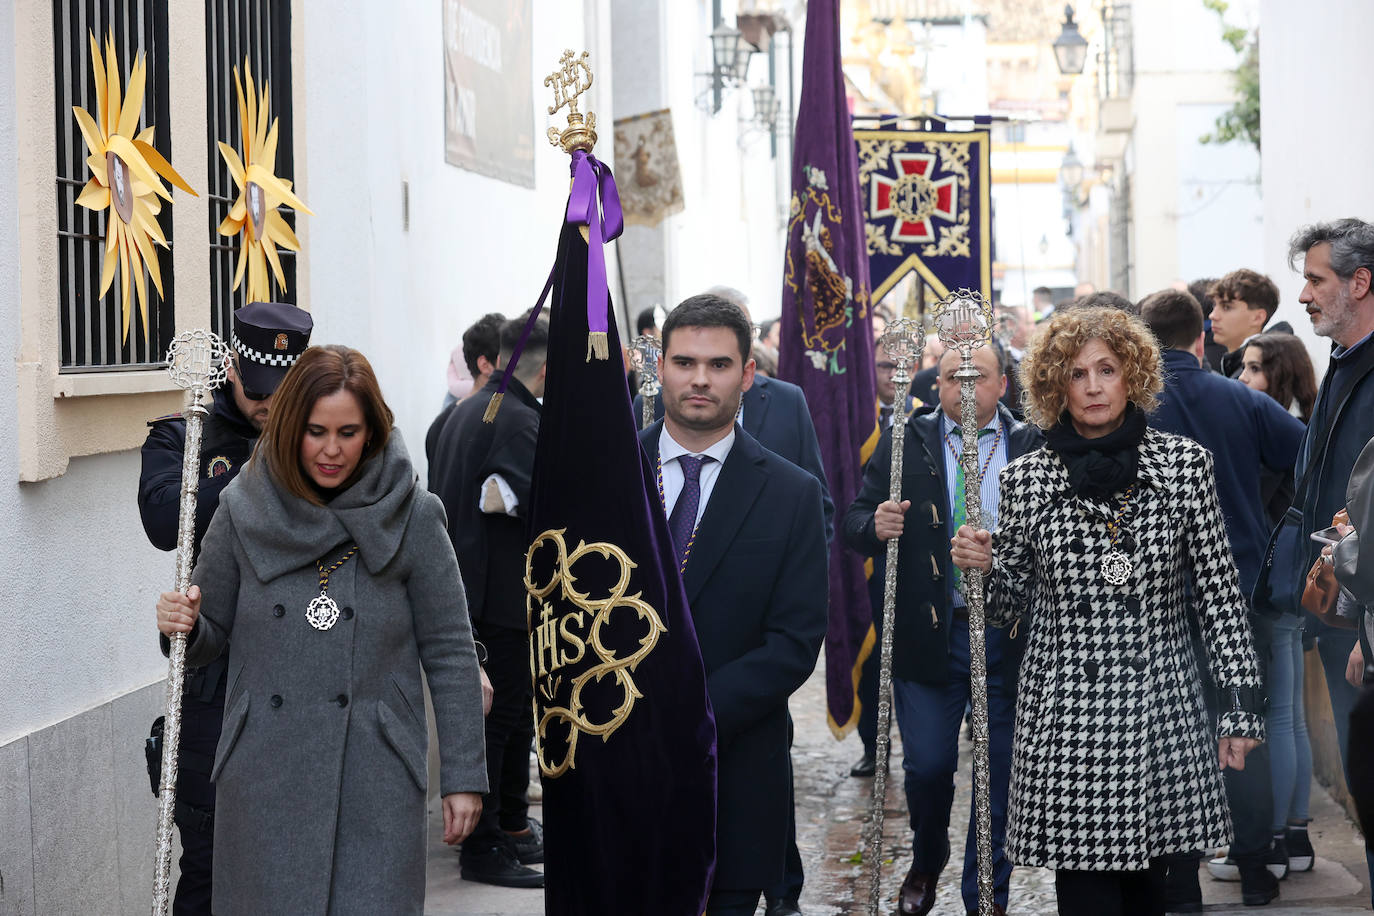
[987,428,1264,871]
[186,431,488,915]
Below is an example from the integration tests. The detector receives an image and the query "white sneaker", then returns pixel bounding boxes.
[1206,854,1288,881]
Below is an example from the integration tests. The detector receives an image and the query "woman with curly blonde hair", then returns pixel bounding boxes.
[951,307,1265,916]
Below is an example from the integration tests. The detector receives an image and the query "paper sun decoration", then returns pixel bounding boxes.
[216,60,311,303]
[72,30,197,342]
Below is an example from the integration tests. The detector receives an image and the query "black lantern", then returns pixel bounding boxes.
[1052,5,1089,76]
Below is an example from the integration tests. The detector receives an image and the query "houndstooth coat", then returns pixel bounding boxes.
[987,428,1264,871]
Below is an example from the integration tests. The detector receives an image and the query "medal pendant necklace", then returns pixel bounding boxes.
[307,545,359,631]
[1102,485,1136,586]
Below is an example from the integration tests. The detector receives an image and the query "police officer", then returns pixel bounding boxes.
[138,302,312,914]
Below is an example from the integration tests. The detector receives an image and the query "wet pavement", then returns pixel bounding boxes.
[424,650,1371,915]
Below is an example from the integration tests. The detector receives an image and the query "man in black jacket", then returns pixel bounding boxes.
[844,343,1041,916]
[1258,219,1374,780]
[137,301,312,914]
[430,314,548,888]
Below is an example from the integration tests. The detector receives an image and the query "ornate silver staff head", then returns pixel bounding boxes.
[932,288,994,358]
[165,329,230,401]
[629,334,662,396]
[876,316,925,386]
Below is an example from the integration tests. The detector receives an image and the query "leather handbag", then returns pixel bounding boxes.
[1302,509,1354,627]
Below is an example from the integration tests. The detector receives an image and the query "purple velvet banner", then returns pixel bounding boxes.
[527,211,717,909]
[778,0,878,737]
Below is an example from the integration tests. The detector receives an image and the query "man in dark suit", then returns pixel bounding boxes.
[429,314,548,889]
[639,294,829,915]
[844,342,1040,916]
[635,290,832,915]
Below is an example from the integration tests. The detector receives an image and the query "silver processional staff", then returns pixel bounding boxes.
[151,329,229,916]
[933,288,997,916]
[630,334,662,431]
[865,316,925,915]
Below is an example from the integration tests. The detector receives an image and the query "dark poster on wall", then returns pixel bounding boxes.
[443,0,535,187]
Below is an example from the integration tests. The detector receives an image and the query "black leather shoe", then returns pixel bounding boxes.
[505,817,544,864]
[459,843,545,888]
[849,750,876,778]
[764,899,802,916]
[897,863,938,915]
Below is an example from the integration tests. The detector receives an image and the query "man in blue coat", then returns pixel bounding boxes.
[1141,287,1305,907]
[640,294,828,915]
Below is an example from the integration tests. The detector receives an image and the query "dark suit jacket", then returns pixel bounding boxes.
[428,372,540,631]
[634,373,834,542]
[843,403,1041,684]
[639,421,828,891]
[1150,348,1304,597]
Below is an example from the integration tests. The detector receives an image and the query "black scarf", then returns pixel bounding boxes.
[1043,403,1148,499]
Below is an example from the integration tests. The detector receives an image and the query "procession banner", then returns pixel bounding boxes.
[854,121,993,303]
[778,0,879,738]
[442,0,535,187]
[613,109,685,227]
[526,185,716,912]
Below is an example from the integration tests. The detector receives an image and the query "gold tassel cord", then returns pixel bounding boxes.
[482,392,505,424]
[586,331,610,362]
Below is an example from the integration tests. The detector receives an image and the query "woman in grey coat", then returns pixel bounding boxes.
[951,308,1264,916]
[158,345,488,915]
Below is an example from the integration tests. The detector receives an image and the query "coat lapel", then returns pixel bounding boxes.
[742,377,772,440]
[682,429,768,604]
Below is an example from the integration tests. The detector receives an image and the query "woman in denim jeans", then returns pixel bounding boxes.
[1239,332,1319,871]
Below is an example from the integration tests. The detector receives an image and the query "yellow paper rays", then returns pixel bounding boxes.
[217,59,312,303]
[72,30,197,343]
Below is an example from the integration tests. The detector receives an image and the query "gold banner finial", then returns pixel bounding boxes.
[546,50,597,154]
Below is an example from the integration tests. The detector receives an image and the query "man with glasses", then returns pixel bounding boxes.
[138,301,312,914]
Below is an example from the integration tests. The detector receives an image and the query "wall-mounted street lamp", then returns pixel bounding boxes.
[1052,5,1089,76]
[697,22,759,114]
[1059,144,1085,195]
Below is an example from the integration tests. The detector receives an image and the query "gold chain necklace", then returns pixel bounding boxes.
[1101,486,1136,585]
[306,545,359,631]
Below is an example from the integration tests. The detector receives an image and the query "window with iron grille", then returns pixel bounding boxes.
[206,0,295,340]
[53,0,174,372]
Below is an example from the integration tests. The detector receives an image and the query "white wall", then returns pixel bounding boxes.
[1260,0,1374,376]
[0,4,178,745]
[612,0,794,324]
[301,0,613,481]
[1125,0,1263,297]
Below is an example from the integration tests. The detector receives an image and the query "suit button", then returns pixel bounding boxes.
[1124,597,1142,613]
[1076,599,1092,616]
[272,604,285,618]
[270,694,283,708]
[342,606,354,620]
[336,694,349,708]
[1069,538,1086,553]
[1131,655,1148,671]
[1083,661,1099,681]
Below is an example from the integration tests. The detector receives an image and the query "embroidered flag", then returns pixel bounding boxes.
[526,159,716,914]
[778,0,879,737]
[855,120,993,302]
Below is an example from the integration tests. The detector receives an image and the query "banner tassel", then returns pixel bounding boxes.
[481,392,504,424]
[586,331,609,362]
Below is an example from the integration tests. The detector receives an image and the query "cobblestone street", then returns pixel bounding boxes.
[425,651,1372,915]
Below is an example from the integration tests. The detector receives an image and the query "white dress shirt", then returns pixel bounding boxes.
[658,425,736,528]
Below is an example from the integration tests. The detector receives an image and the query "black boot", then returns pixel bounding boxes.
[1163,854,1203,913]
[1237,857,1279,907]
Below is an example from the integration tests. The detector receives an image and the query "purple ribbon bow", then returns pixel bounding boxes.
[482,150,624,422]
[566,150,624,343]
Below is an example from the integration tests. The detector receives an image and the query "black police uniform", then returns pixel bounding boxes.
[138,384,258,914]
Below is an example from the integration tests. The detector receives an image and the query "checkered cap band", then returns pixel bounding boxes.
[233,333,301,368]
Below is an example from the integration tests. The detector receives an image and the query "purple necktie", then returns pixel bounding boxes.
[669,455,708,570]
